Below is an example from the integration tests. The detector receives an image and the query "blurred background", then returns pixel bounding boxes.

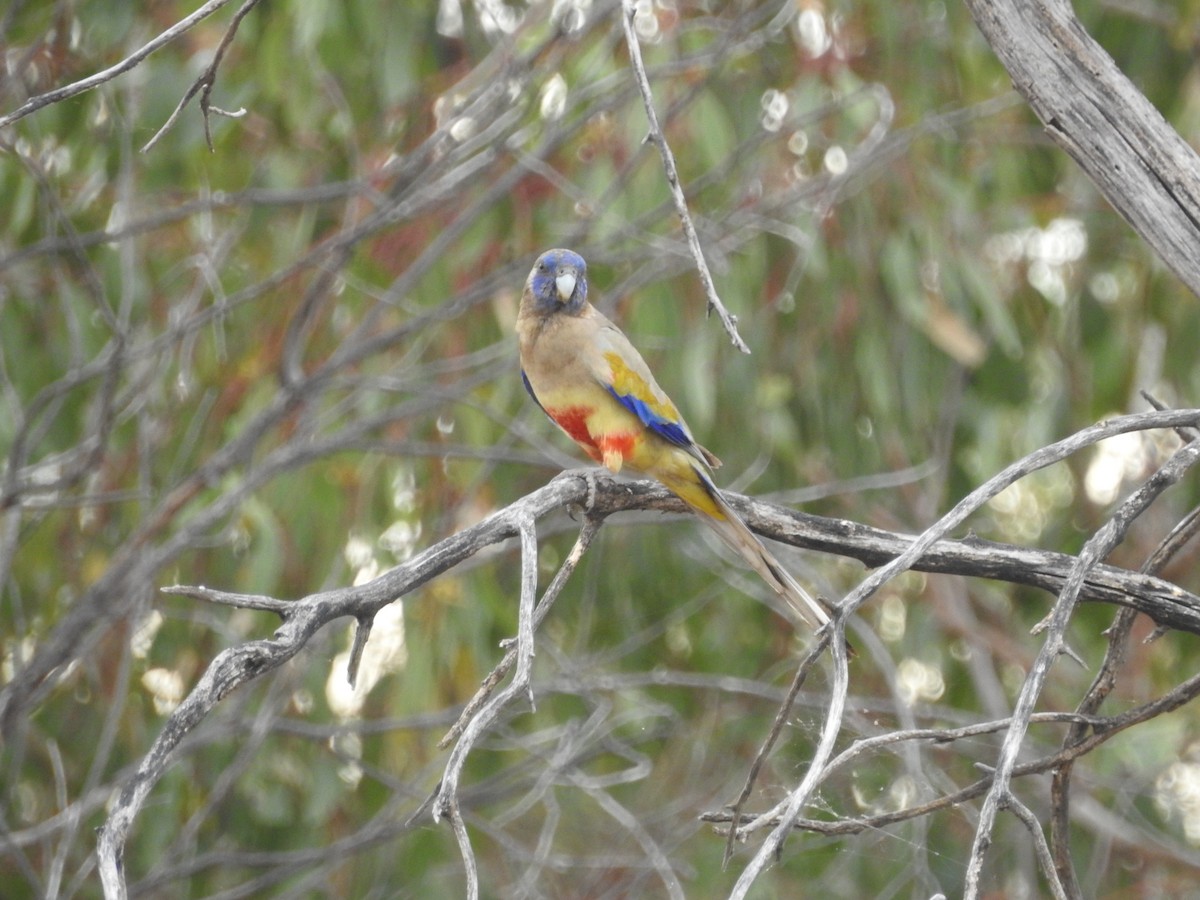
[2,0,1200,896]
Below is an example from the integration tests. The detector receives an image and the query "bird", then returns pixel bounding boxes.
[516,248,830,632]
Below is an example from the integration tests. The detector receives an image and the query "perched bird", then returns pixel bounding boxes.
[516,248,829,632]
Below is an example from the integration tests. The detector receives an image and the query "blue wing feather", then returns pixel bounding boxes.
[604,385,693,449]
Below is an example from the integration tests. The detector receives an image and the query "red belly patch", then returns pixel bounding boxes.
[548,406,601,461]
[547,405,636,466]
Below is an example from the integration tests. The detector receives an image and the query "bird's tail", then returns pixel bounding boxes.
[660,463,831,632]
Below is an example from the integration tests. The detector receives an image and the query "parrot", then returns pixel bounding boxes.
[516,247,829,632]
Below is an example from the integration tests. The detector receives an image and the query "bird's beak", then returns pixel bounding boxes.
[555,270,577,302]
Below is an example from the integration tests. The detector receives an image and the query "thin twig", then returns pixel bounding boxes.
[141,0,261,153]
[703,662,1200,837]
[433,510,605,848]
[447,804,479,900]
[1051,411,1197,895]
[160,584,293,615]
[430,513,543,798]
[1007,794,1070,900]
[570,768,687,899]
[433,511,540,894]
[0,0,239,130]
[619,0,750,353]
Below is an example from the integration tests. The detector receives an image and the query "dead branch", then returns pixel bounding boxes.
[0,0,241,130]
[620,0,749,352]
[965,0,1200,296]
[964,430,1200,897]
[93,408,1200,897]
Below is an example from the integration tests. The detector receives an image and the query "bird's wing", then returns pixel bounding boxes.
[520,369,545,412]
[588,319,693,449]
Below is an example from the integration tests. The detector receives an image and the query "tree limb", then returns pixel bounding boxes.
[965,0,1200,295]
[0,0,241,130]
[620,0,750,352]
[94,408,1200,896]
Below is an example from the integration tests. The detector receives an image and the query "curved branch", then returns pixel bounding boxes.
[94,409,1200,896]
[140,0,262,153]
[964,431,1200,896]
[705,657,1200,850]
[620,0,750,352]
[0,0,240,131]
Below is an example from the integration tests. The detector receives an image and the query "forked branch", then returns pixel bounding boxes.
[97,409,1200,897]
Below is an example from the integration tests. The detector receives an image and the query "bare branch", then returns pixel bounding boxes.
[965,0,1200,295]
[620,0,750,352]
[1049,407,1200,895]
[1007,794,1070,900]
[0,0,240,130]
[729,609,849,897]
[703,661,1200,839]
[434,512,540,831]
[722,631,830,867]
[964,434,1200,896]
[91,400,1200,897]
[439,515,604,749]
[160,584,293,615]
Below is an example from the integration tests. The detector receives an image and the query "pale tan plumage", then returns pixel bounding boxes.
[517,248,829,632]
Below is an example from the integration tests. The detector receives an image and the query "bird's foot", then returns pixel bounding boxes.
[577,467,600,512]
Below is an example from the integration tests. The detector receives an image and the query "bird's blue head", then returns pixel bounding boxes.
[526,248,588,315]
